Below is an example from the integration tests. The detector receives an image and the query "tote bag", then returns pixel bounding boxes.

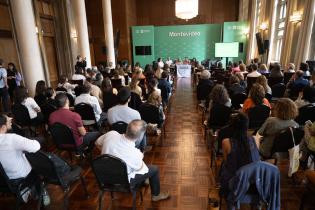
[288,127,300,177]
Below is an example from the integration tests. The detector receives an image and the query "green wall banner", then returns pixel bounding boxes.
[154,24,222,62]
[223,21,249,63]
[132,22,248,67]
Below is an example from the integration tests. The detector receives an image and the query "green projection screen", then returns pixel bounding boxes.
[215,42,239,58]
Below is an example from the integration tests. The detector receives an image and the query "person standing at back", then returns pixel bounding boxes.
[0,59,10,112]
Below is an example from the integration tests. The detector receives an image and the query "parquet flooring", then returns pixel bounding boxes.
[1,77,315,209]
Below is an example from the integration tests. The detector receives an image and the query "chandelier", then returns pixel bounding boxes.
[175,0,199,21]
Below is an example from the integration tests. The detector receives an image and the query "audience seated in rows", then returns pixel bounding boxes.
[295,85,315,108]
[228,75,245,96]
[242,84,271,113]
[101,78,118,112]
[269,63,283,78]
[95,119,169,202]
[256,98,299,158]
[49,93,101,150]
[197,70,213,104]
[247,63,261,78]
[256,75,272,95]
[287,70,309,97]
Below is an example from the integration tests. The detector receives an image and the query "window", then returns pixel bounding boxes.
[272,0,287,62]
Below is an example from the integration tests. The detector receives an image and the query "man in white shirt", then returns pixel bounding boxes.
[96,120,169,202]
[165,57,173,66]
[0,59,10,112]
[157,58,164,68]
[75,83,105,125]
[247,63,261,78]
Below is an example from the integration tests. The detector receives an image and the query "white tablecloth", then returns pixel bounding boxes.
[176,65,191,78]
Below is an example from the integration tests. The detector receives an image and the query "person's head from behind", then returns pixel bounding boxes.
[129,77,139,90]
[288,63,295,71]
[35,80,46,96]
[253,58,259,64]
[135,62,141,68]
[81,83,91,94]
[295,70,304,79]
[229,75,240,85]
[200,70,210,80]
[147,78,158,93]
[14,86,29,104]
[125,120,147,141]
[256,75,268,90]
[235,72,244,81]
[161,71,169,80]
[210,84,230,105]
[300,62,309,72]
[239,64,246,72]
[259,64,268,71]
[272,63,281,72]
[55,92,69,108]
[249,84,265,105]
[157,58,162,62]
[46,87,55,99]
[113,69,119,78]
[251,63,258,71]
[117,87,131,105]
[0,114,12,133]
[101,77,113,92]
[230,112,249,134]
[59,75,68,84]
[233,62,238,68]
[8,62,16,71]
[273,98,298,120]
[148,91,162,107]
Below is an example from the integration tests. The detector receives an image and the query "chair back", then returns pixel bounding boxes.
[268,76,283,87]
[111,121,128,134]
[208,104,232,129]
[295,104,315,125]
[197,81,212,101]
[128,92,142,111]
[55,87,67,92]
[111,79,122,90]
[231,93,247,109]
[12,104,31,126]
[284,72,294,84]
[25,151,61,185]
[271,83,286,98]
[248,104,270,129]
[246,77,257,93]
[138,103,160,124]
[272,127,304,154]
[71,80,83,86]
[74,103,96,125]
[41,103,57,123]
[49,122,78,149]
[92,154,130,192]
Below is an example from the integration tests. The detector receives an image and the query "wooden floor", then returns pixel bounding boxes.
[1,77,315,209]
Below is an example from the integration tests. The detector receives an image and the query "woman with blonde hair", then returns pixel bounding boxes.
[256,75,272,95]
[129,77,142,97]
[257,98,299,158]
[258,64,269,74]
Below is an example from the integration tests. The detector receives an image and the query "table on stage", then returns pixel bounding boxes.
[176,64,191,78]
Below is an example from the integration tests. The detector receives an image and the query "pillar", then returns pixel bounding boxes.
[102,0,116,67]
[10,0,46,96]
[71,0,91,68]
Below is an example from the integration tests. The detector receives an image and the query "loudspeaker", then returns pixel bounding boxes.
[255,32,265,55]
[239,42,244,53]
[264,40,270,51]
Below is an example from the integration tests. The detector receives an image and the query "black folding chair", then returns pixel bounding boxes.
[111,79,122,90]
[271,83,286,98]
[268,76,283,87]
[284,72,294,85]
[248,104,270,130]
[49,122,92,163]
[111,121,128,134]
[91,154,144,210]
[26,151,88,210]
[70,79,83,86]
[12,104,37,137]
[231,92,247,109]
[0,162,42,210]
[74,103,98,128]
[128,92,142,111]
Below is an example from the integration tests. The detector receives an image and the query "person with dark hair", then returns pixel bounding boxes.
[57,75,76,94]
[75,55,87,70]
[72,66,86,82]
[208,84,231,110]
[228,75,245,95]
[85,78,103,106]
[220,112,260,196]
[0,114,48,203]
[0,58,10,112]
[34,80,47,107]
[287,70,309,97]
[74,83,103,125]
[45,88,57,108]
[257,98,299,158]
[49,93,101,150]
[269,63,283,78]
[144,78,160,101]
[247,63,261,78]
[101,78,118,112]
[231,62,240,74]
[158,71,172,106]
[14,86,44,125]
[107,87,150,152]
[7,62,22,100]
[242,84,271,113]
[300,62,310,77]
[96,120,170,202]
[295,85,315,108]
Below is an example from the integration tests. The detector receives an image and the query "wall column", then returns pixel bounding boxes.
[102,0,116,67]
[71,0,91,68]
[10,0,45,95]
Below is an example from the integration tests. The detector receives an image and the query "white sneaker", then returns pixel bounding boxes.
[21,187,31,203]
[152,191,170,202]
[42,188,51,206]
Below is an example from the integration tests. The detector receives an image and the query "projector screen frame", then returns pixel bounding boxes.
[215,42,239,58]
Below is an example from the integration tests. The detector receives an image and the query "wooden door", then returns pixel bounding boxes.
[43,36,58,87]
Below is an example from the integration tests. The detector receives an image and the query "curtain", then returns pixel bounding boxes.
[246,0,258,64]
[279,0,297,68]
[294,0,315,69]
[266,0,278,65]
